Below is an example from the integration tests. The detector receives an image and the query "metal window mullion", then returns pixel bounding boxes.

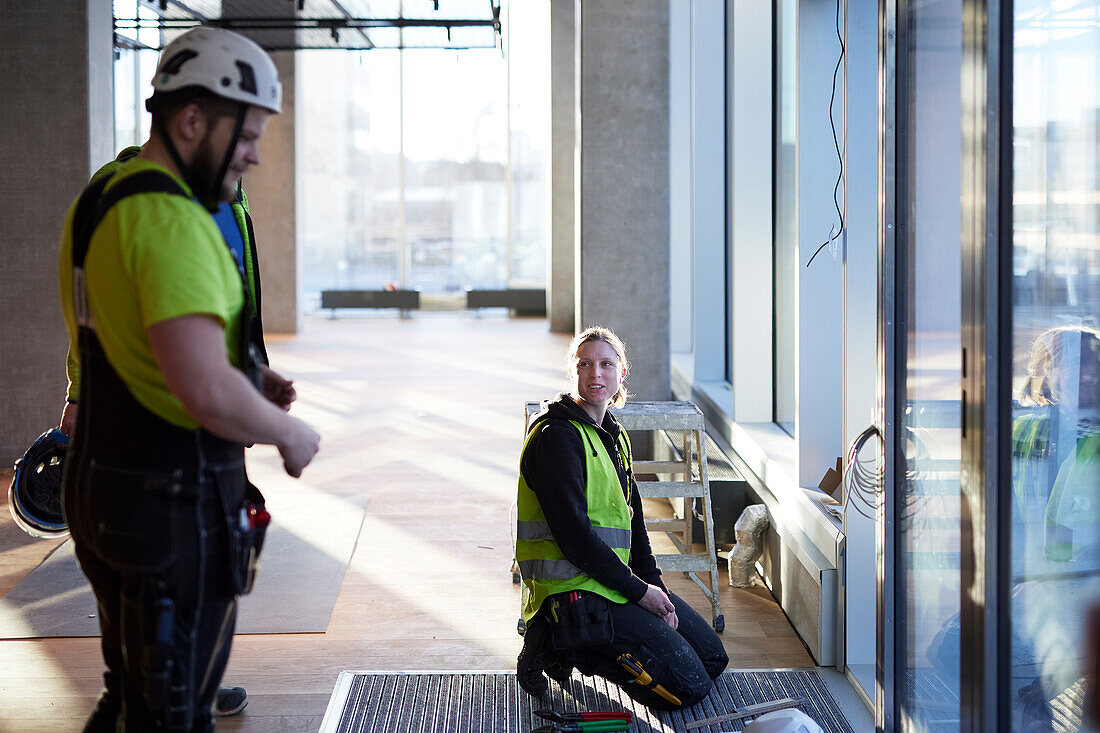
[506,7,514,287]
[398,38,407,289]
[960,0,1006,728]
[994,0,1014,722]
[133,47,143,147]
[877,0,900,730]
[725,0,734,385]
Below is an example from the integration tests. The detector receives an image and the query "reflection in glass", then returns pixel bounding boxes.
[1011,2,1100,730]
[900,0,963,729]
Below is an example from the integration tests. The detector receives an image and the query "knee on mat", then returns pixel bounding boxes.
[703,649,729,679]
[627,675,712,712]
[629,654,713,711]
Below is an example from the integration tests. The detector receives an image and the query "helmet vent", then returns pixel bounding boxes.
[160,48,198,76]
[235,61,257,95]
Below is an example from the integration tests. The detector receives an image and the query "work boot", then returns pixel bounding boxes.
[516,616,550,697]
[544,657,574,685]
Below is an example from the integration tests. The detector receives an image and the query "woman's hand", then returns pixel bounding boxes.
[638,584,678,630]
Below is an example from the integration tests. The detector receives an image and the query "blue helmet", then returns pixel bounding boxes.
[8,429,69,539]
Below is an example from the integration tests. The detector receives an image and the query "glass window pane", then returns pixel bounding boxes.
[508,0,550,285]
[774,0,797,435]
[402,49,507,294]
[300,50,402,305]
[1010,2,1100,730]
[900,0,963,728]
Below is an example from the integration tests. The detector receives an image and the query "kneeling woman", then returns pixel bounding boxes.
[515,326,728,710]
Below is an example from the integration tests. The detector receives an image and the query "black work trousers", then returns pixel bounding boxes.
[549,592,728,710]
[65,459,242,733]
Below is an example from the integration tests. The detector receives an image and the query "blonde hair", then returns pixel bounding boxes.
[1020,325,1100,406]
[566,326,630,408]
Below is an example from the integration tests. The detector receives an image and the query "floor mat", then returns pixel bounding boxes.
[320,669,854,733]
[0,511,365,638]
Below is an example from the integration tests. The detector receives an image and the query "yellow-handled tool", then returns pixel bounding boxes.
[616,653,682,706]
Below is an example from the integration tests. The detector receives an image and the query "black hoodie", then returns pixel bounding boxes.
[520,393,666,603]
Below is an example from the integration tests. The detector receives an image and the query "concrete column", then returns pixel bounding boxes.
[0,1,113,461]
[575,0,670,401]
[549,0,576,334]
[248,51,300,334]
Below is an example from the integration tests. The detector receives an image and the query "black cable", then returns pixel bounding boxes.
[805,0,846,268]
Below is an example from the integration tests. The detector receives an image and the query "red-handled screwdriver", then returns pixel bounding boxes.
[534,709,633,724]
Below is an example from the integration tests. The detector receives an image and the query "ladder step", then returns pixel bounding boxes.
[654,553,715,572]
[634,460,689,475]
[636,481,705,498]
[645,517,688,532]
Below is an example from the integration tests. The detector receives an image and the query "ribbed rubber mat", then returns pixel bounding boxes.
[321,670,854,732]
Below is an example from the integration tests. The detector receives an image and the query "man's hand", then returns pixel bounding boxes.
[278,418,320,478]
[149,314,320,477]
[637,584,678,630]
[59,402,78,438]
[259,365,296,411]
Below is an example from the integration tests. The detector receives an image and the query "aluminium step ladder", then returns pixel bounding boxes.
[522,400,724,631]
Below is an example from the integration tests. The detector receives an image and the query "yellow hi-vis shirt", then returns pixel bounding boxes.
[58,158,244,429]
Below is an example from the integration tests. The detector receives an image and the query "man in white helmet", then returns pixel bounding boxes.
[57,26,320,732]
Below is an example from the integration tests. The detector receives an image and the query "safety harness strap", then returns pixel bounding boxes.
[70,170,189,330]
[72,170,188,269]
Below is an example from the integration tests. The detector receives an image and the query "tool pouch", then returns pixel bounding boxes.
[550,592,614,649]
[215,470,269,596]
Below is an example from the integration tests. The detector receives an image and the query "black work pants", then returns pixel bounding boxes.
[553,592,728,710]
[66,461,241,733]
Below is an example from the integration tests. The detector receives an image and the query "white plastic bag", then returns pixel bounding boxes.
[741,708,826,733]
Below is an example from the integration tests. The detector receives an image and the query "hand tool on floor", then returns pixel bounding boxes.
[534,709,633,724]
[531,721,631,733]
[683,696,809,729]
[615,653,682,707]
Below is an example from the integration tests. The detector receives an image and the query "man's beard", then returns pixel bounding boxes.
[192,134,235,206]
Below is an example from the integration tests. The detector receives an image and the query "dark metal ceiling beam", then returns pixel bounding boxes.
[325,0,374,50]
[115,17,499,30]
[144,0,209,22]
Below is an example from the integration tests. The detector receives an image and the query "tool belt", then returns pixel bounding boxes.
[548,591,615,649]
[218,474,269,596]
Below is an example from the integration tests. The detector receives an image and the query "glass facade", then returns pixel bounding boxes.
[1009,1,1100,729]
[402,49,508,294]
[300,50,403,299]
[297,24,549,305]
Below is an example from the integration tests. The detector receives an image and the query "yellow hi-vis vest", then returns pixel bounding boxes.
[515,419,633,622]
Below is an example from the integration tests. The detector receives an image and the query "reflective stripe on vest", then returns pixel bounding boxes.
[518,558,583,581]
[516,520,631,549]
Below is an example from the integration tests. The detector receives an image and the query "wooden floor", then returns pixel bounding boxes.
[0,315,812,732]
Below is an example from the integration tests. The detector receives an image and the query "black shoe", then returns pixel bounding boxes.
[216,686,248,716]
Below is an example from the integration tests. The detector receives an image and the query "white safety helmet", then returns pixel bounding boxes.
[150,26,281,114]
